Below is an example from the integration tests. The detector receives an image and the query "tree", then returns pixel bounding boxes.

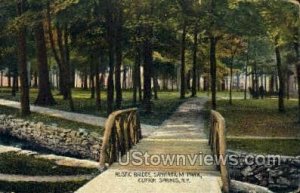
[16,0,30,116]
[95,55,102,110]
[259,0,295,112]
[104,0,116,115]
[180,20,187,99]
[220,36,245,104]
[34,21,56,106]
[115,0,124,109]
[46,0,75,111]
[143,24,153,113]
[191,23,199,97]
[274,35,286,112]
[176,0,194,99]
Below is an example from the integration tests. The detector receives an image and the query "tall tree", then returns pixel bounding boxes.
[259,0,295,112]
[143,24,153,113]
[95,56,101,110]
[34,21,56,106]
[46,1,75,111]
[180,19,187,99]
[191,23,198,97]
[275,35,285,112]
[115,1,123,109]
[105,0,116,115]
[16,0,30,116]
[209,0,218,110]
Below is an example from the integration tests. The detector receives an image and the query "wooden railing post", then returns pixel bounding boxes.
[210,110,230,193]
[99,108,142,171]
[99,113,116,170]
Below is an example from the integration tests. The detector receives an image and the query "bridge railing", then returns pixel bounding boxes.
[209,110,230,193]
[99,108,142,170]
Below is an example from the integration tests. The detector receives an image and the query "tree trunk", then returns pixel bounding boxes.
[90,63,95,99]
[270,74,274,93]
[107,47,115,115]
[153,71,159,100]
[297,64,300,121]
[122,67,127,90]
[34,22,56,106]
[275,36,285,113]
[143,25,153,113]
[286,72,290,100]
[115,11,123,109]
[237,73,240,90]
[191,25,198,97]
[83,74,88,90]
[229,56,234,105]
[255,64,259,98]
[0,71,3,87]
[8,70,11,88]
[33,71,38,88]
[95,57,101,110]
[264,74,267,93]
[133,28,142,105]
[244,46,249,100]
[60,26,74,111]
[210,36,217,110]
[46,3,68,98]
[244,67,248,100]
[294,30,300,122]
[16,0,30,116]
[209,0,217,110]
[180,20,187,99]
[138,68,142,102]
[186,70,191,90]
[12,71,17,97]
[105,4,115,115]
[275,75,279,92]
[56,26,69,99]
[198,69,201,91]
[133,47,139,105]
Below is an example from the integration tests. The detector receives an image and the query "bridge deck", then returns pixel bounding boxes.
[76,98,222,193]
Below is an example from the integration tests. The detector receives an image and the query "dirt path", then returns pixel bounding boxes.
[0,99,157,137]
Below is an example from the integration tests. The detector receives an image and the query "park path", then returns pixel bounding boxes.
[0,99,157,137]
[76,98,222,193]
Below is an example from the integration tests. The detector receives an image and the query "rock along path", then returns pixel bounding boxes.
[0,99,157,137]
[76,98,223,193]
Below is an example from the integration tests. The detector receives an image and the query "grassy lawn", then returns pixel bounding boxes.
[204,98,300,156]
[228,139,300,156]
[197,91,248,99]
[0,152,99,176]
[0,88,185,126]
[0,105,102,134]
[217,99,300,138]
[0,181,87,193]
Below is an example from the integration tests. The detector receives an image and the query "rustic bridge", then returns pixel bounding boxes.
[76,98,230,193]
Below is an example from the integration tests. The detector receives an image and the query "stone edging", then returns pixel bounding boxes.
[0,114,102,160]
[228,150,300,192]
